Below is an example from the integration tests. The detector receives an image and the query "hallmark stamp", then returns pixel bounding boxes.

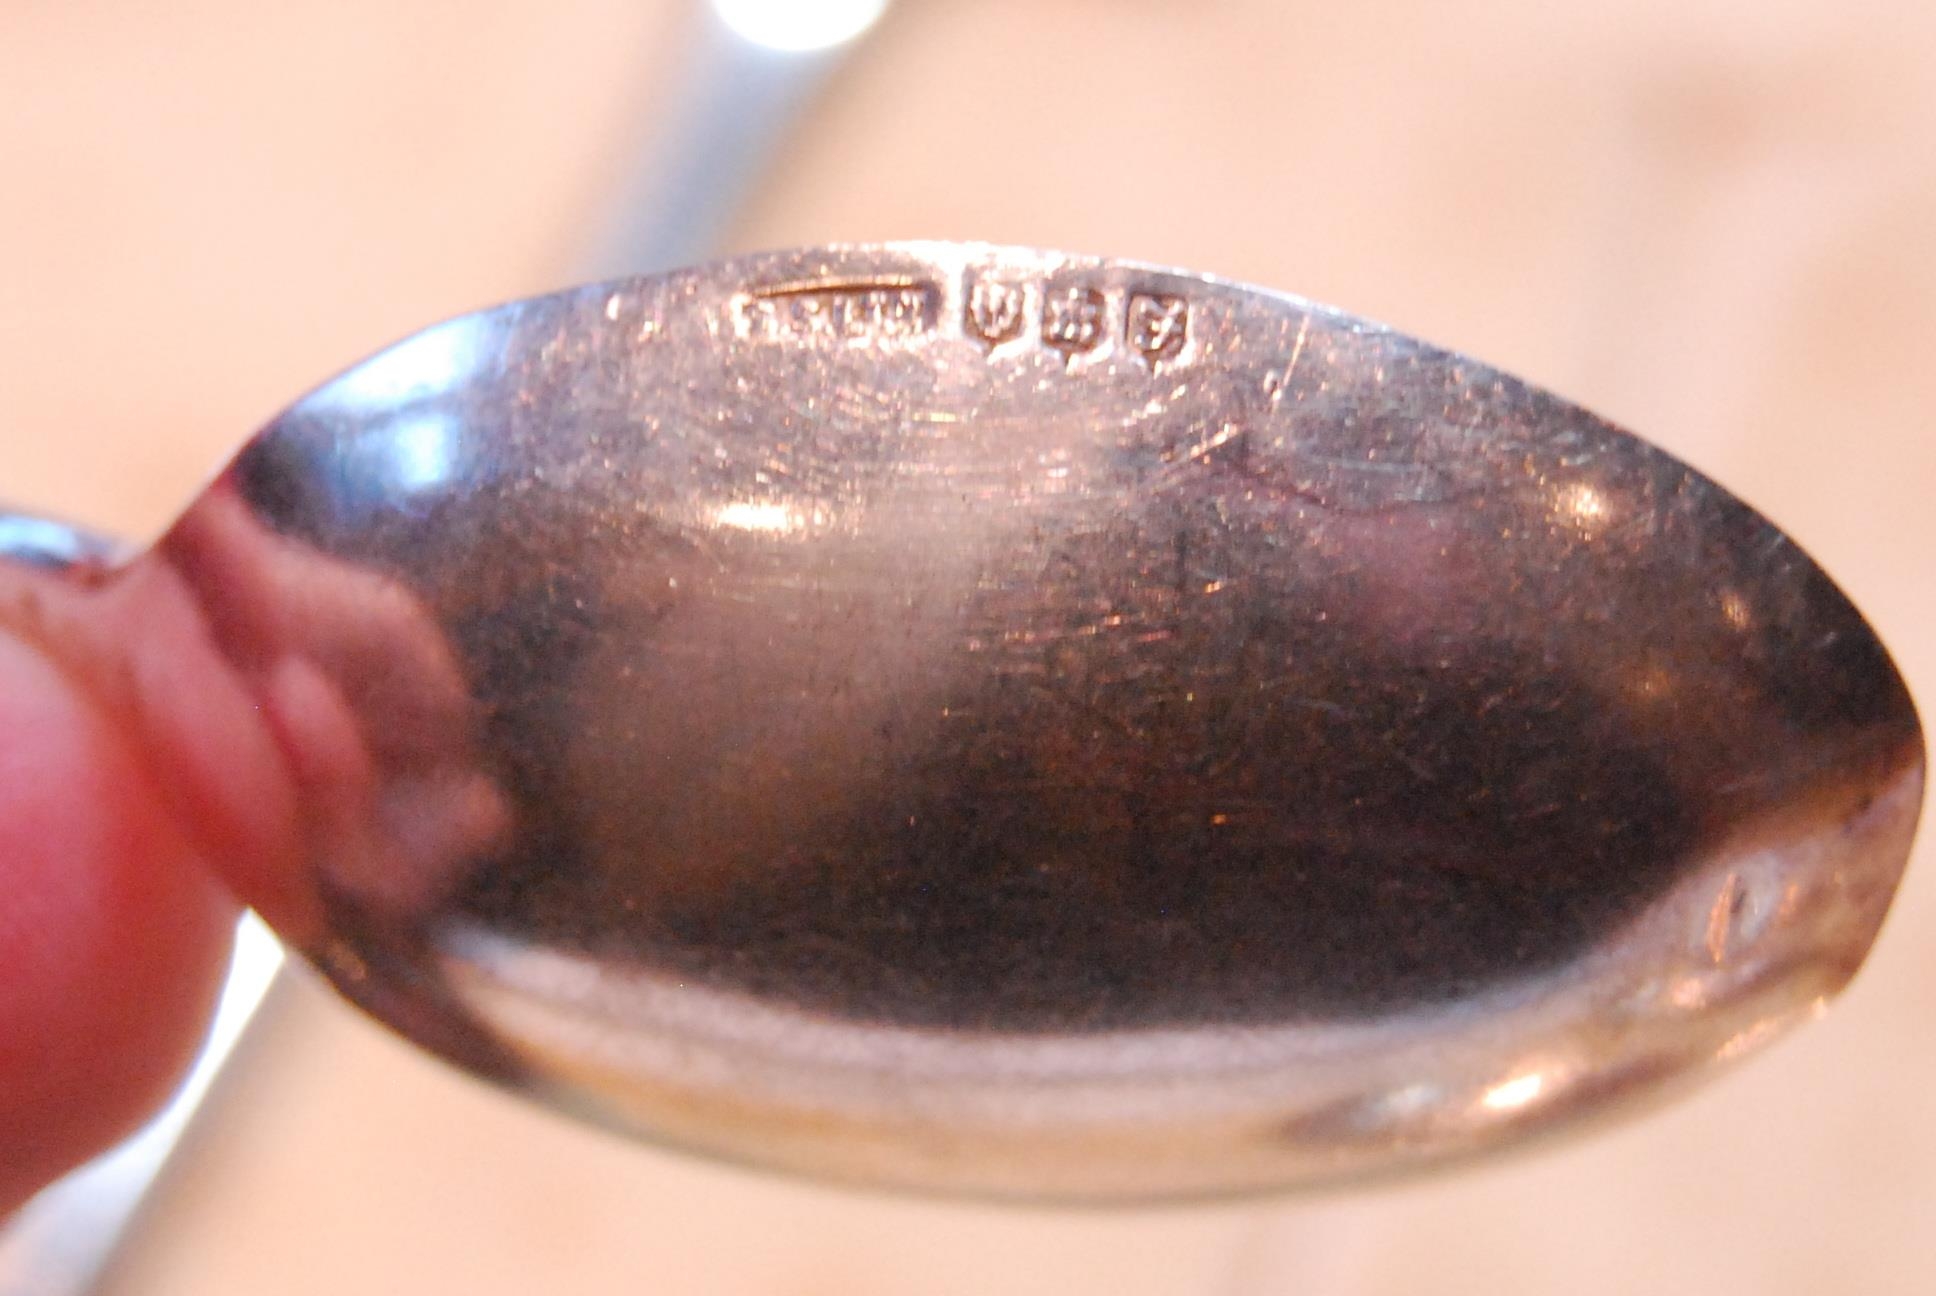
[739,279,939,344]
[1127,292,1188,364]
[964,278,1027,347]
[1042,284,1108,357]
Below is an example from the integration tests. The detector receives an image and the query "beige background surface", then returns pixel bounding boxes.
[3,1,1933,1291]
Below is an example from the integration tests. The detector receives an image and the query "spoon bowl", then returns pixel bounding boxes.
[15,244,1922,1199]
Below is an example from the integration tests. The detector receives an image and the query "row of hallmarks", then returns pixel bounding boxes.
[965,276,1189,366]
[733,271,1193,367]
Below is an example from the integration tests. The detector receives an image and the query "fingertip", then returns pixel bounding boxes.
[0,628,238,1214]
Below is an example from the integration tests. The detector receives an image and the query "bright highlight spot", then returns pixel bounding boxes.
[712,0,887,52]
[323,317,488,412]
[388,415,458,492]
[715,501,796,533]
[1716,1018,1783,1061]
[1480,1071,1546,1112]
[1566,482,1607,522]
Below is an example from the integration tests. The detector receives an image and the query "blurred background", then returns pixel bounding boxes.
[2,0,1933,1291]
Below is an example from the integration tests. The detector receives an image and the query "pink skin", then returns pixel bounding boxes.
[0,602,252,1214]
[0,484,503,1215]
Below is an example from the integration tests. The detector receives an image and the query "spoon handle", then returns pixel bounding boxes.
[0,509,125,569]
[576,2,875,280]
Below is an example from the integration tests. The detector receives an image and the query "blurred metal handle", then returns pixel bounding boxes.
[0,510,124,570]
[0,1,885,1290]
[581,0,886,280]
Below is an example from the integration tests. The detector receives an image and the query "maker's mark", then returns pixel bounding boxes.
[737,278,940,344]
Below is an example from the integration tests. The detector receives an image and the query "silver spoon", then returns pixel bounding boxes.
[5,243,1922,1201]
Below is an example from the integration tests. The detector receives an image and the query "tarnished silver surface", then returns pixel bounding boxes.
[77,245,1933,1197]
